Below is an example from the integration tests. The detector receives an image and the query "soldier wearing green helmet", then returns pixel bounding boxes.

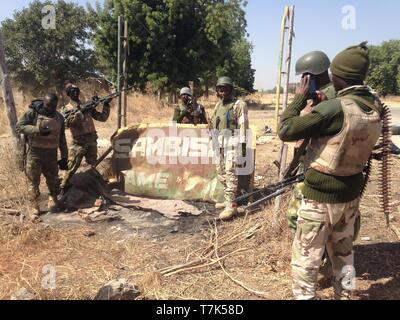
[287,50,338,290]
[210,76,249,221]
[286,51,337,233]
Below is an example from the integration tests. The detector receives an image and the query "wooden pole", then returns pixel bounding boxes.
[274,6,290,134]
[0,33,20,144]
[274,6,295,230]
[117,16,123,129]
[122,20,128,127]
[279,6,295,180]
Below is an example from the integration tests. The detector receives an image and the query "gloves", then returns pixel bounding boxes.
[39,126,51,136]
[58,158,69,171]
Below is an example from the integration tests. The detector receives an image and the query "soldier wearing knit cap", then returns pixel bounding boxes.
[279,42,383,300]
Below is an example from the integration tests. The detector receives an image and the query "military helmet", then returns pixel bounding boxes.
[180,87,192,97]
[216,76,234,88]
[65,83,80,95]
[295,51,331,76]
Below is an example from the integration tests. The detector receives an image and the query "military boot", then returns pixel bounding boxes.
[48,196,60,213]
[215,202,226,210]
[219,202,238,221]
[29,199,41,222]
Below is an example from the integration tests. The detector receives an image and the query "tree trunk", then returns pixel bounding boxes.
[157,90,161,102]
[0,33,20,143]
[205,80,209,99]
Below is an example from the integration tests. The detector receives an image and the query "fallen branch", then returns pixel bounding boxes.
[0,208,21,216]
[213,221,271,299]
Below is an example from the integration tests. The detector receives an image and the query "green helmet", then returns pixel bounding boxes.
[216,76,234,88]
[295,51,331,76]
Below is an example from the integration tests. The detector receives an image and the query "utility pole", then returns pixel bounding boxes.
[117,16,123,129]
[0,32,20,145]
[122,20,129,127]
[274,6,295,230]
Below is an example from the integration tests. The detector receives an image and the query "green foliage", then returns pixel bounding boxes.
[93,0,255,94]
[1,0,96,95]
[366,40,400,96]
[2,0,255,96]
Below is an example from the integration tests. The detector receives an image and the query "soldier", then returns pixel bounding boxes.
[16,93,68,221]
[210,77,249,220]
[279,43,382,300]
[173,87,208,125]
[60,83,112,192]
[286,51,336,234]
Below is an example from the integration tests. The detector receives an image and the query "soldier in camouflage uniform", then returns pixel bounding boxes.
[210,77,249,220]
[16,93,68,221]
[173,87,208,125]
[286,51,336,235]
[60,84,111,191]
[280,43,382,300]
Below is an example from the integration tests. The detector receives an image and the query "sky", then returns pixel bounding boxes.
[1,0,399,90]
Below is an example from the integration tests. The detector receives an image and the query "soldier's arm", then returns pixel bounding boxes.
[59,119,68,160]
[174,107,188,124]
[63,108,84,127]
[91,102,110,122]
[279,95,343,142]
[16,110,40,136]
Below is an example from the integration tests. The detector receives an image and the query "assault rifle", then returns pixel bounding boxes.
[235,174,305,211]
[62,86,135,118]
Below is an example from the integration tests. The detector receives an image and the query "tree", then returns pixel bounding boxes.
[1,0,96,96]
[367,40,400,96]
[93,0,255,95]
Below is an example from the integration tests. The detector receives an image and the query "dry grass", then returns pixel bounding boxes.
[0,204,294,300]
[1,87,399,300]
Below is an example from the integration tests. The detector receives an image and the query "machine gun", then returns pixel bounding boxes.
[235,174,305,211]
[62,86,135,118]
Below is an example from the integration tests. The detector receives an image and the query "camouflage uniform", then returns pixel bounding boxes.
[173,102,208,125]
[211,98,249,214]
[292,198,360,300]
[288,86,382,299]
[61,99,110,189]
[286,84,336,234]
[16,103,68,216]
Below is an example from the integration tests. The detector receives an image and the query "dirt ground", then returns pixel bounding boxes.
[0,93,399,300]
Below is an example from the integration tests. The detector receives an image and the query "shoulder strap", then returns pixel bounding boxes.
[339,95,382,115]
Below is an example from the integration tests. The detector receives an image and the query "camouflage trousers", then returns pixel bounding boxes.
[292,197,361,300]
[286,182,305,235]
[26,148,60,202]
[61,141,97,189]
[216,148,238,204]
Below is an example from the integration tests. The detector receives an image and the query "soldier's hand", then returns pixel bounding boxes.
[92,96,100,103]
[58,158,69,171]
[39,126,51,136]
[296,75,311,96]
[103,98,112,105]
